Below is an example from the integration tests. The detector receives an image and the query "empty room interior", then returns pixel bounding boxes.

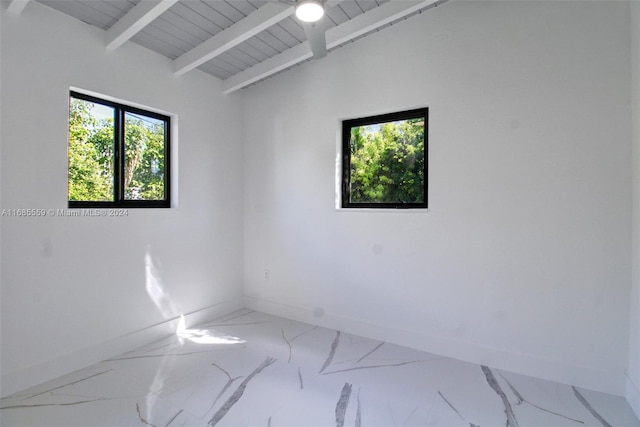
[1,0,640,425]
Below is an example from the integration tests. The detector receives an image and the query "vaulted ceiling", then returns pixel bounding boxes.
[5,0,445,93]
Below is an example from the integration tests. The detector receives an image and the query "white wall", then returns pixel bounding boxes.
[241,1,632,395]
[629,0,640,418]
[0,2,244,396]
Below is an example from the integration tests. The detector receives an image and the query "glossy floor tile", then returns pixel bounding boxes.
[1,309,638,426]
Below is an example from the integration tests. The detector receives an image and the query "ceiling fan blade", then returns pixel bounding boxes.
[303,21,327,59]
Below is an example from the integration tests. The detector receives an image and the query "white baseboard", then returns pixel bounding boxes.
[244,295,626,397]
[0,299,243,398]
[627,374,640,420]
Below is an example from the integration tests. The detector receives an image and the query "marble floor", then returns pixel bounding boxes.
[1,309,638,427]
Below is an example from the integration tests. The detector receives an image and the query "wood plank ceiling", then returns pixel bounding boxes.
[7,0,446,93]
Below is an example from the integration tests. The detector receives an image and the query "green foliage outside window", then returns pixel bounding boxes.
[346,114,426,206]
[68,96,167,204]
[123,113,166,201]
[68,98,113,201]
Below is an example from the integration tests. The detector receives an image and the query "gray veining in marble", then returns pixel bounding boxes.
[573,386,613,427]
[355,389,362,427]
[297,367,304,390]
[320,330,341,374]
[335,383,352,427]
[482,365,520,427]
[0,309,638,427]
[209,357,276,426]
[498,372,584,424]
[438,391,477,427]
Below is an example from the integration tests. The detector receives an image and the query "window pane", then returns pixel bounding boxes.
[349,117,425,204]
[124,112,166,201]
[68,97,115,201]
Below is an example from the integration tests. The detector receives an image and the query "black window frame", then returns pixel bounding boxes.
[68,91,171,209]
[341,108,428,209]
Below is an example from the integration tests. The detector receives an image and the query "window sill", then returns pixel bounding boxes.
[336,207,430,213]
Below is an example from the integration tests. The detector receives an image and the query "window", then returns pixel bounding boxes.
[68,91,170,208]
[341,108,428,209]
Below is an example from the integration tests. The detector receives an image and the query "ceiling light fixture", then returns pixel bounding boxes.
[295,0,325,23]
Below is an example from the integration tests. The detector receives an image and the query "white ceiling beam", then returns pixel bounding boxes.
[303,22,328,59]
[173,3,293,76]
[223,43,313,94]
[106,0,178,51]
[7,0,30,15]
[325,0,437,49]
[222,0,439,94]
